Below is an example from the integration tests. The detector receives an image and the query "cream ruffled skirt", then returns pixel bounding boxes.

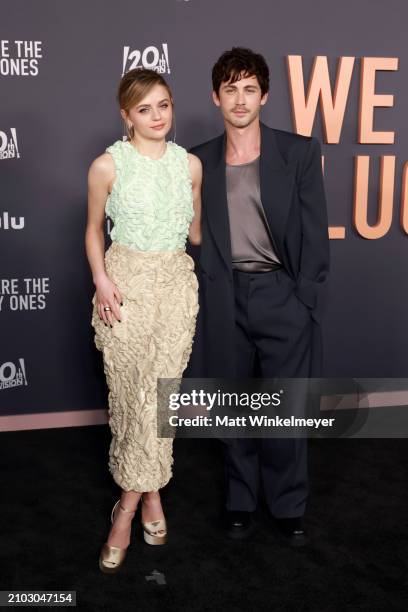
[91,241,199,492]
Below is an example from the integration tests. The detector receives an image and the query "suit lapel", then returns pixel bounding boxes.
[259,123,296,265]
[205,133,233,275]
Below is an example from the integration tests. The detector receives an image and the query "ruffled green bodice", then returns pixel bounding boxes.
[105,139,194,251]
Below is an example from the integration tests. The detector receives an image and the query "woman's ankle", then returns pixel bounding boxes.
[142,491,161,504]
[141,492,165,523]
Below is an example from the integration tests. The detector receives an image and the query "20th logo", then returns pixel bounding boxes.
[122,44,170,75]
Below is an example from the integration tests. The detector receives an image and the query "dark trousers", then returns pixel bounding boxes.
[224,267,311,518]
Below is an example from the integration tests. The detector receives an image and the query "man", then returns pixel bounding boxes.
[188,48,330,545]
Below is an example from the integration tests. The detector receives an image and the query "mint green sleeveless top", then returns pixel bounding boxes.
[105,140,194,251]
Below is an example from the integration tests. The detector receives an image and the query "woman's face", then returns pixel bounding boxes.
[123,83,173,141]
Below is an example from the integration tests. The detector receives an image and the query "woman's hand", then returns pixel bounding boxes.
[95,274,123,326]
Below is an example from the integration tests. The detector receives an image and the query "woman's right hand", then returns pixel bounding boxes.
[95,274,123,326]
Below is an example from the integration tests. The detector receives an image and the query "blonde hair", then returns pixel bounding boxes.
[118,68,173,139]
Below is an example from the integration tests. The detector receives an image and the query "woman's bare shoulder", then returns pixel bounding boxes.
[187,152,202,182]
[88,153,115,187]
[89,152,115,175]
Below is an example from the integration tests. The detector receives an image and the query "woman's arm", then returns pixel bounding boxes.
[85,153,122,326]
[187,153,202,246]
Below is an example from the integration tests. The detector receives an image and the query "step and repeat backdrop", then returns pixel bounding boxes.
[1,0,407,428]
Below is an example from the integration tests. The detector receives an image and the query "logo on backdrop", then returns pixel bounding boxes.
[122,44,170,75]
[0,278,50,312]
[0,212,24,230]
[0,40,43,76]
[0,128,20,160]
[0,358,28,391]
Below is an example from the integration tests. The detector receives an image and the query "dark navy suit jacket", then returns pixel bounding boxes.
[187,122,330,378]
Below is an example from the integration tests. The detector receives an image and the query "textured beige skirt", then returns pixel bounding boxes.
[91,241,199,492]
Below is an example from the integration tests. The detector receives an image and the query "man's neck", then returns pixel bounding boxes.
[225,119,261,165]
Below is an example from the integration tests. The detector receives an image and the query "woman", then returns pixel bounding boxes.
[85,68,202,573]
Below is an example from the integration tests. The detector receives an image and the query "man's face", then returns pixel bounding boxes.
[212,72,268,129]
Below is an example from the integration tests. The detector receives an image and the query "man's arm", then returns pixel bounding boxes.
[295,137,330,323]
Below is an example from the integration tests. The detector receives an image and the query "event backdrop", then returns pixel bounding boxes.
[1,0,407,427]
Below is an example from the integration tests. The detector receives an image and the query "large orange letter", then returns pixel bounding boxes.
[287,55,354,143]
[359,57,398,144]
[401,162,408,234]
[354,156,395,238]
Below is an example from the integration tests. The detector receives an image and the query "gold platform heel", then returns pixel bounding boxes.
[98,500,136,573]
[141,496,167,545]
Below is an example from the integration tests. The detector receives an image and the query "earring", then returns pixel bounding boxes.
[123,121,133,141]
[169,112,177,143]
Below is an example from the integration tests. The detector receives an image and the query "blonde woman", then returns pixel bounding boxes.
[85,68,201,572]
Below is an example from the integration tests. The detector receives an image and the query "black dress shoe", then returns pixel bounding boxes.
[274,517,308,547]
[224,510,255,540]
